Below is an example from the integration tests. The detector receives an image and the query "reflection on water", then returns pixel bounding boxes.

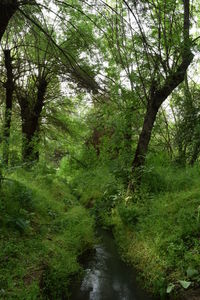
[71,230,152,300]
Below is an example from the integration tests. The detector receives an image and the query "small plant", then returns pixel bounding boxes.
[118,204,140,227]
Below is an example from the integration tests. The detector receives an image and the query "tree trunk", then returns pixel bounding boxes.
[132,103,158,172]
[129,0,193,189]
[0,1,18,42]
[3,49,14,165]
[19,78,47,163]
[21,110,40,162]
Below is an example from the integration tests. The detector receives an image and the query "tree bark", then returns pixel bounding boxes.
[19,78,47,162]
[3,49,14,165]
[0,1,18,42]
[132,103,158,172]
[130,0,193,188]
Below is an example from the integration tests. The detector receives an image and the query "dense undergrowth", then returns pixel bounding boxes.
[116,165,200,298]
[112,184,200,298]
[66,152,200,299]
[0,166,95,299]
[2,152,200,299]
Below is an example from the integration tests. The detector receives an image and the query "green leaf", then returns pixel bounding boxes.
[15,218,29,231]
[179,280,191,289]
[166,283,175,294]
[187,267,199,278]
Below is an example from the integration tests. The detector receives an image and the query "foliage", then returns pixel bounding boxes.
[142,153,200,193]
[1,1,200,299]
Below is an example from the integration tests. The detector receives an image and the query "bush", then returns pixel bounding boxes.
[118,204,140,227]
[0,180,34,232]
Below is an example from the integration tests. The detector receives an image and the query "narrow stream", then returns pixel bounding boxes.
[71,229,153,300]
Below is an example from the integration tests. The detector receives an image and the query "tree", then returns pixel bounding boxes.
[14,26,56,162]
[93,0,194,186]
[11,9,98,163]
[2,49,15,165]
[0,0,18,42]
[0,1,37,42]
[126,0,193,187]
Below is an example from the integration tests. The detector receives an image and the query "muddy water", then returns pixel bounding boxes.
[71,229,153,300]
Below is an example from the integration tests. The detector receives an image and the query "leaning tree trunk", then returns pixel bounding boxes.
[20,78,47,163]
[0,1,18,42]
[132,103,158,173]
[129,0,193,189]
[3,49,14,165]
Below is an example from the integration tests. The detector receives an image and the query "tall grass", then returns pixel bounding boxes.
[142,153,200,193]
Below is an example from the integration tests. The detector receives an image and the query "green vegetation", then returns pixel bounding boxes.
[1,0,200,299]
[57,145,200,298]
[111,163,200,298]
[0,169,95,299]
[63,154,200,298]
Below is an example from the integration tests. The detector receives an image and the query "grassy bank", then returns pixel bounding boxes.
[38,154,200,299]
[108,164,200,298]
[0,168,95,299]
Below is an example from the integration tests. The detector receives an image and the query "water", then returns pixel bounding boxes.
[71,229,152,300]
